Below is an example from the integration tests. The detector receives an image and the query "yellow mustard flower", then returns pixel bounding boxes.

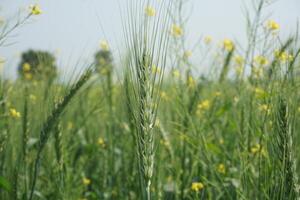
[24,73,33,80]
[198,100,210,110]
[171,24,183,37]
[184,50,192,59]
[191,182,204,192]
[251,144,266,156]
[217,163,226,174]
[259,104,271,115]
[187,75,196,88]
[152,65,161,74]
[266,20,280,31]
[219,138,224,145]
[82,177,91,186]
[145,6,156,17]
[30,4,42,15]
[254,55,269,66]
[172,69,180,78]
[274,50,293,62]
[97,137,106,148]
[9,108,21,118]
[100,40,109,51]
[234,55,244,66]
[23,63,31,72]
[223,39,235,52]
[204,36,213,44]
[254,87,267,99]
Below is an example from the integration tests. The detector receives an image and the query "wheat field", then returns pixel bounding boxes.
[1,0,300,200]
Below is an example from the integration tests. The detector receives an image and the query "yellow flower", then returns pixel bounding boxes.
[30,4,42,15]
[187,76,196,88]
[204,36,212,44]
[266,20,280,31]
[197,100,211,111]
[254,55,269,66]
[259,104,271,115]
[217,163,226,174]
[152,65,161,74]
[82,177,91,186]
[100,40,109,51]
[184,50,192,59]
[9,108,21,118]
[219,138,224,145]
[191,182,204,192]
[251,144,266,155]
[234,55,244,66]
[23,63,31,72]
[223,39,235,52]
[172,70,180,78]
[274,50,293,62]
[24,73,32,80]
[254,87,267,99]
[145,6,156,17]
[97,137,106,148]
[171,24,183,37]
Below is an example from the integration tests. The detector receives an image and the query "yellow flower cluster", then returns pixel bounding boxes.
[171,24,183,37]
[191,182,204,192]
[266,20,280,31]
[172,69,180,78]
[223,39,235,52]
[197,100,211,116]
[254,87,267,99]
[30,4,42,15]
[9,108,21,118]
[274,50,293,62]
[82,177,91,186]
[100,40,109,51]
[204,36,213,44]
[145,6,156,17]
[184,50,192,59]
[187,76,196,88]
[217,163,226,174]
[97,137,106,148]
[254,55,269,66]
[251,144,266,156]
[152,65,161,74]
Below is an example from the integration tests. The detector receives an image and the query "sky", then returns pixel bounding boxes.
[0,0,300,79]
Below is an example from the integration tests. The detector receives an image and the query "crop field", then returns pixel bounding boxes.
[1,0,300,199]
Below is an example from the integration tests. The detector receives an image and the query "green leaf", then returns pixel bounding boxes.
[0,176,11,192]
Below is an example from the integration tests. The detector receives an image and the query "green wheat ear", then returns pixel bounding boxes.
[271,97,299,199]
[28,67,93,200]
[123,0,172,199]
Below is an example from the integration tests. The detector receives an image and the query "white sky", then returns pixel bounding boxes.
[0,0,300,79]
